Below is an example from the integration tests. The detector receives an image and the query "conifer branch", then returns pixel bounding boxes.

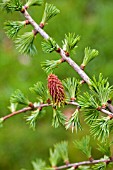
[1,100,113,125]
[107,101,113,113]
[21,8,91,84]
[101,108,113,117]
[54,157,113,170]
[67,101,113,118]
[1,103,51,122]
[29,139,113,169]
[22,8,49,39]
[2,2,113,169]
[66,101,79,106]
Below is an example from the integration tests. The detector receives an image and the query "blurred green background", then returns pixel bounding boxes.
[0,0,113,169]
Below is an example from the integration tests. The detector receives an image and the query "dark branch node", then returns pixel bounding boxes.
[56,47,61,53]
[39,23,44,29]
[107,99,112,104]
[64,51,70,57]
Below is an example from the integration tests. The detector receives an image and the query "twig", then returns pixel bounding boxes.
[22,8,91,85]
[66,101,79,106]
[107,103,113,113]
[22,8,49,39]
[2,102,78,122]
[2,103,51,121]
[55,157,112,169]
[2,100,113,122]
[101,108,113,117]
[67,101,113,117]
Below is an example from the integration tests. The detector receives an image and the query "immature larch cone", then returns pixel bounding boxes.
[48,74,65,106]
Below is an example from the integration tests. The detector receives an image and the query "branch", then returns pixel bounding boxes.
[68,101,113,118]
[55,157,113,169]
[2,103,51,121]
[100,108,113,118]
[22,8,49,39]
[66,101,79,106]
[22,8,91,85]
[2,99,113,123]
[107,101,113,113]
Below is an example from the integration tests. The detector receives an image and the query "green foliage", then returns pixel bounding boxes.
[52,109,66,128]
[62,77,79,100]
[62,33,80,54]
[8,103,18,112]
[67,167,75,170]
[15,31,37,55]
[90,116,110,142]
[74,136,92,158]
[25,0,43,7]
[66,108,82,133]
[84,109,99,125]
[49,141,68,167]
[41,38,57,53]
[55,141,69,163]
[26,109,40,130]
[10,89,29,105]
[21,140,113,170]
[82,47,99,67]
[78,92,99,124]
[0,118,4,128]
[41,59,62,74]
[1,0,22,13]
[78,166,90,170]
[30,81,47,102]
[92,162,106,170]
[90,73,113,106]
[4,20,25,38]
[49,147,59,167]
[31,159,46,170]
[78,92,99,110]
[109,119,113,132]
[41,3,60,24]
[78,74,113,129]
[98,142,111,157]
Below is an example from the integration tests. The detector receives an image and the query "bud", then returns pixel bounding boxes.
[48,74,65,106]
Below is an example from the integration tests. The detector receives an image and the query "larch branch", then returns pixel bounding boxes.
[56,157,112,169]
[68,101,113,117]
[2,103,51,121]
[22,8,91,85]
